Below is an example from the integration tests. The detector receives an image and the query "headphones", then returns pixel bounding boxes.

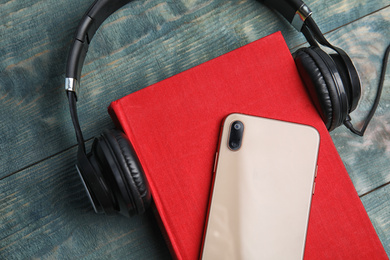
[65,0,385,216]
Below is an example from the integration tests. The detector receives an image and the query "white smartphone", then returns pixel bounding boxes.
[201,113,320,260]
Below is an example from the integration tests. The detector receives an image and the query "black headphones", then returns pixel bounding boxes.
[65,0,386,216]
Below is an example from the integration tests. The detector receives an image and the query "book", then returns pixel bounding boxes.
[108,32,387,259]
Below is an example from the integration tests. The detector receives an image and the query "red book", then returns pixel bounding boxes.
[109,32,387,259]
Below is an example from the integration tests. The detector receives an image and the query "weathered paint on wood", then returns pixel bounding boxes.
[0,0,389,178]
[361,184,390,255]
[326,8,390,196]
[0,142,171,259]
[0,0,389,258]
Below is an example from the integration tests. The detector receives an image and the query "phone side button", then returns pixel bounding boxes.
[312,181,316,195]
[315,165,318,178]
[213,152,218,173]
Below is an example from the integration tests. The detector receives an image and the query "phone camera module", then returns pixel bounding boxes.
[228,121,244,151]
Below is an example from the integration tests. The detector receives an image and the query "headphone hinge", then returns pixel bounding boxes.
[292,4,312,31]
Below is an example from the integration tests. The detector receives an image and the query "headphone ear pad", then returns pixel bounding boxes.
[76,147,117,215]
[329,53,360,112]
[293,47,346,131]
[101,129,151,216]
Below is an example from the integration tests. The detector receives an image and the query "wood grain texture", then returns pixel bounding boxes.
[361,185,390,255]
[1,0,390,258]
[0,142,171,259]
[0,0,388,178]
[325,7,390,196]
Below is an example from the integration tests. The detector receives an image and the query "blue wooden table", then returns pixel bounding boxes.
[1,0,389,259]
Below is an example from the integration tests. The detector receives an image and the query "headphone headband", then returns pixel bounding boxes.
[67,0,381,137]
[65,0,130,95]
[262,0,312,31]
[65,0,311,96]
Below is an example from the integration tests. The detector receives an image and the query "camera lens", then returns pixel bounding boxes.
[230,142,238,148]
[228,120,244,151]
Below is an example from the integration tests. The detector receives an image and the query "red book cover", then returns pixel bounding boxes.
[108,32,387,259]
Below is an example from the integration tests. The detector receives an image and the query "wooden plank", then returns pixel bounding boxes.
[0,142,171,259]
[361,185,390,255]
[1,0,389,178]
[319,8,390,254]
[325,8,390,196]
[1,2,389,258]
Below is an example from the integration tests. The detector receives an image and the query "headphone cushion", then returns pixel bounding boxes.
[103,129,151,215]
[294,47,343,130]
[77,148,117,214]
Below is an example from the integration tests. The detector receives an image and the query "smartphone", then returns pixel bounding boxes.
[201,113,320,260]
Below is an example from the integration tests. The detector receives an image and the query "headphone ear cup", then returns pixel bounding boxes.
[293,47,349,131]
[76,146,117,215]
[99,129,151,216]
[329,53,360,112]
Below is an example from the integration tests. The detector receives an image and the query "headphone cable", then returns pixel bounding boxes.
[344,44,390,136]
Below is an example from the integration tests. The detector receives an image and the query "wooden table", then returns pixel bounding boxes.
[1,0,389,258]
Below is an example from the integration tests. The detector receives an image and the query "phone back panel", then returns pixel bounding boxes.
[201,113,320,260]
